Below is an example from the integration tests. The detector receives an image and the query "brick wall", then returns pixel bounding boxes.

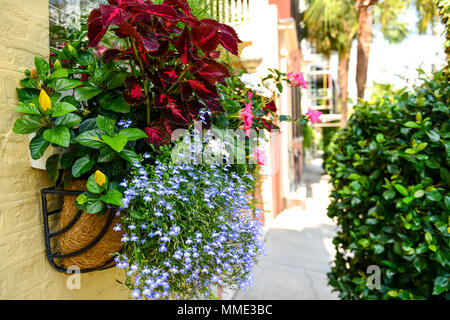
[0,0,128,299]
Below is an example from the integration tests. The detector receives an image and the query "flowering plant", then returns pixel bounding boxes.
[12,0,240,214]
[115,150,264,299]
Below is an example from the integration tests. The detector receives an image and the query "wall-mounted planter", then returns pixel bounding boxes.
[41,180,123,273]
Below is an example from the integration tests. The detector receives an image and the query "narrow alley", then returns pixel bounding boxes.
[232,158,339,300]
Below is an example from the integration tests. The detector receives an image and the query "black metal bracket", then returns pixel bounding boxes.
[41,188,118,273]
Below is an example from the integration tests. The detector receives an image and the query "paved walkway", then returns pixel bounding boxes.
[232,159,339,300]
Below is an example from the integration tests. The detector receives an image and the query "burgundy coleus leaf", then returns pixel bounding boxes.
[102,48,122,62]
[164,0,199,25]
[203,98,224,112]
[100,4,131,27]
[138,3,178,20]
[191,24,220,55]
[123,76,145,105]
[155,93,169,109]
[179,82,193,102]
[115,22,143,45]
[88,8,102,23]
[208,50,221,59]
[88,16,108,47]
[263,100,277,114]
[161,99,190,125]
[218,31,239,56]
[144,126,169,147]
[188,79,219,101]
[201,19,241,55]
[196,61,230,84]
[159,66,179,84]
[175,27,191,65]
[142,36,159,51]
[188,100,202,120]
[148,73,164,89]
[149,40,169,57]
[260,118,274,131]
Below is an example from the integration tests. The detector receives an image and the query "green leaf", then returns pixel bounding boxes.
[76,129,105,148]
[358,238,370,248]
[130,210,144,219]
[110,96,130,113]
[119,149,139,165]
[426,190,443,202]
[107,73,127,89]
[15,102,41,115]
[387,290,399,297]
[87,173,108,194]
[51,102,78,117]
[48,78,83,91]
[440,168,450,183]
[426,130,440,142]
[416,142,427,152]
[394,184,409,197]
[76,194,87,205]
[404,121,421,128]
[54,113,82,128]
[43,125,70,147]
[413,190,424,198]
[96,115,116,136]
[383,189,396,200]
[29,131,50,160]
[13,115,42,134]
[98,147,116,163]
[118,128,147,141]
[376,133,385,143]
[101,134,127,153]
[34,56,49,75]
[48,68,69,79]
[101,189,124,207]
[74,87,102,101]
[425,158,440,169]
[72,156,94,178]
[86,200,104,214]
[433,276,448,295]
[425,232,433,243]
[60,152,76,169]
[46,154,60,183]
[17,88,40,104]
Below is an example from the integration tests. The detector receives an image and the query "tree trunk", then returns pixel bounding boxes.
[356,0,378,100]
[338,50,350,127]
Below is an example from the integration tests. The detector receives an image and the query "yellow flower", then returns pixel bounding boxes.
[39,90,51,111]
[94,170,106,187]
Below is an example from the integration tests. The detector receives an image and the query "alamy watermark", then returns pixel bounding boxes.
[66,265,81,290]
[366,265,381,290]
[170,122,281,176]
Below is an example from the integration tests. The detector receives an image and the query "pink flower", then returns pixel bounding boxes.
[253,148,266,165]
[287,72,307,89]
[306,108,322,124]
[240,92,254,137]
[95,45,108,57]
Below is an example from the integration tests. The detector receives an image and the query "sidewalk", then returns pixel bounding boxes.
[231,158,339,300]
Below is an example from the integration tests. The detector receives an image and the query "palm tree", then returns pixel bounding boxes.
[304,0,358,126]
[355,0,440,99]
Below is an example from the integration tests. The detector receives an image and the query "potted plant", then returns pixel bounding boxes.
[13,0,319,296]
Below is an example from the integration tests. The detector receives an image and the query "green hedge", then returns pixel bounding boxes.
[325,71,450,300]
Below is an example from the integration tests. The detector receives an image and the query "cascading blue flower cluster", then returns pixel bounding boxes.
[113,155,265,300]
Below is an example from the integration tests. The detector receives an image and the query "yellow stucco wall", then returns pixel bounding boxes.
[0,0,128,299]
